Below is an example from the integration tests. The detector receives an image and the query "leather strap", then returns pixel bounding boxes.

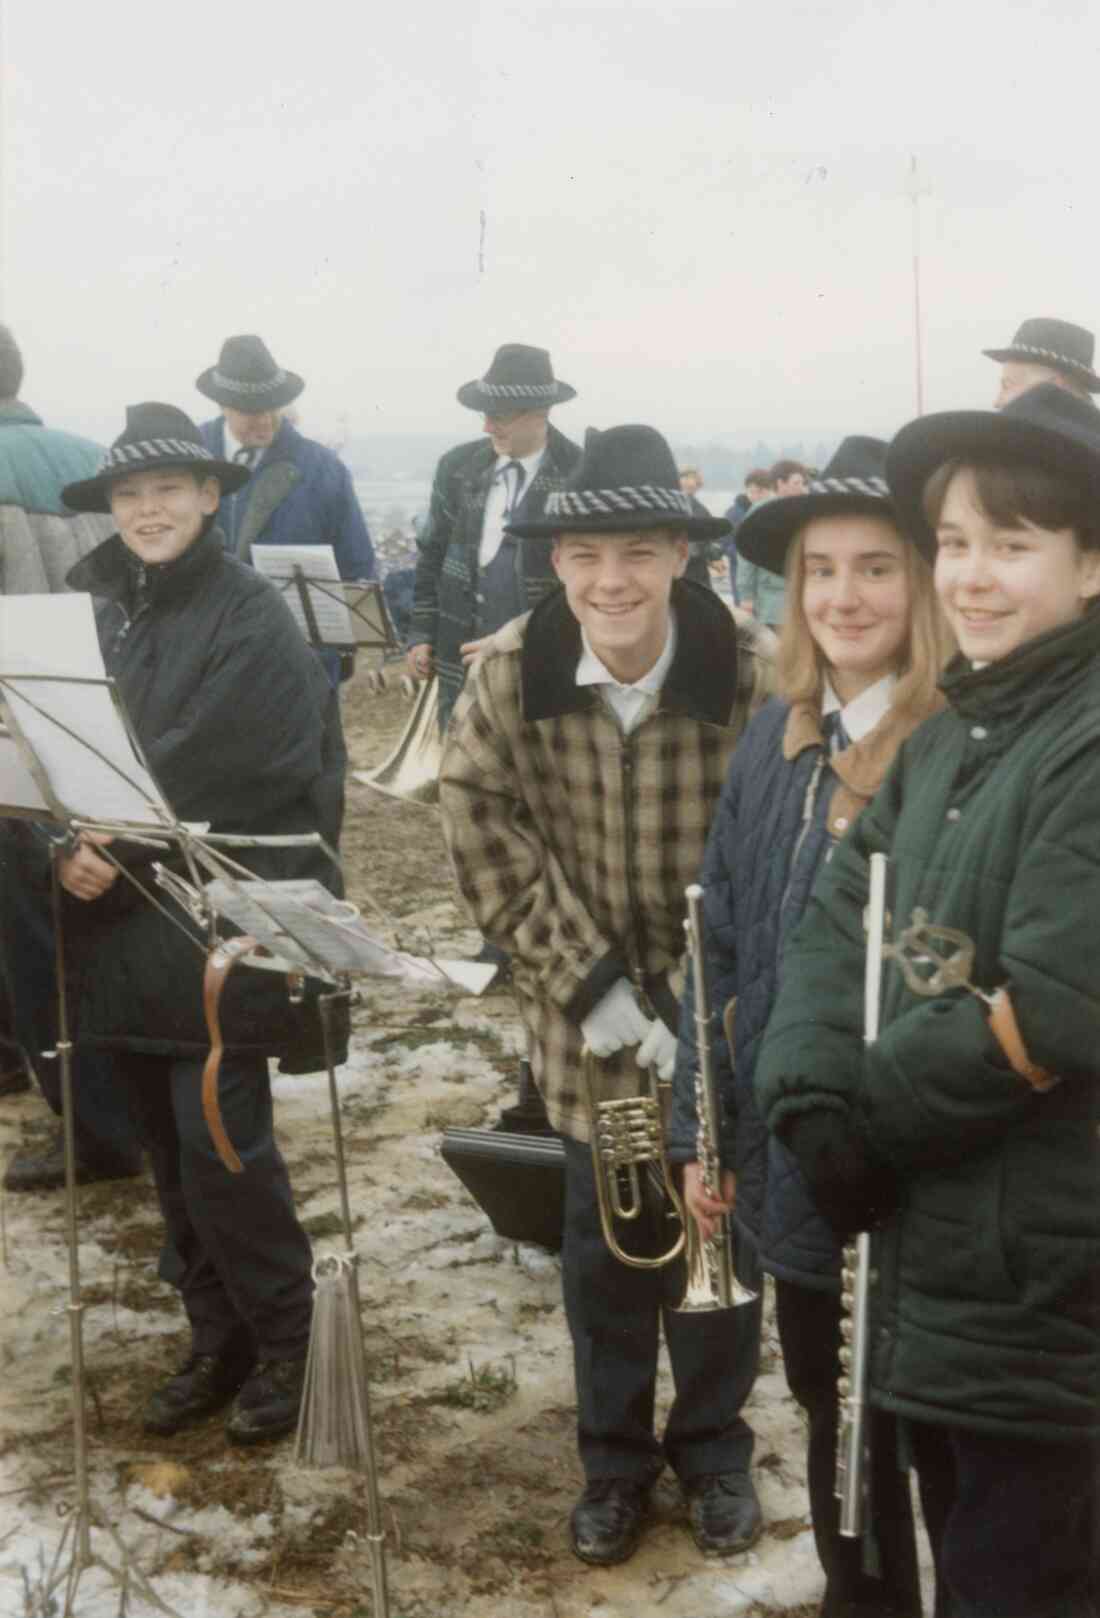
[202,935,264,1173]
[987,987,1059,1093]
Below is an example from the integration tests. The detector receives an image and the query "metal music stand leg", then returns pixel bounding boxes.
[43,848,184,1618]
[318,985,390,1618]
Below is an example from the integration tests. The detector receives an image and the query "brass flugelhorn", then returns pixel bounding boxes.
[582,1046,687,1271]
[677,884,758,1312]
[357,674,442,806]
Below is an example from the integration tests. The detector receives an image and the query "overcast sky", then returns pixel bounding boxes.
[4,0,1098,449]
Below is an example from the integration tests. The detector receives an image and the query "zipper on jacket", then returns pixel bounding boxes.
[778,751,827,930]
[619,735,650,989]
[109,563,152,661]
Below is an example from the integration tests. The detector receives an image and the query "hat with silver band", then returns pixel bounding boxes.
[457,343,576,413]
[506,423,730,541]
[982,317,1100,392]
[737,436,894,576]
[886,382,1100,560]
[196,334,305,412]
[62,402,250,514]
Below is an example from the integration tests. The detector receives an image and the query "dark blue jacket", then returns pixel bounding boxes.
[666,691,936,1290]
[200,417,374,580]
[667,698,843,1289]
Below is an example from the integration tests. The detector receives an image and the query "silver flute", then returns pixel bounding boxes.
[678,883,757,1312]
[835,850,888,1538]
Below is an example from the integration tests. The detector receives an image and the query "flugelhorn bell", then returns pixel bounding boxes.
[358,675,442,806]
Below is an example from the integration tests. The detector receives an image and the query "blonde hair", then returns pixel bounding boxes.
[775,514,953,719]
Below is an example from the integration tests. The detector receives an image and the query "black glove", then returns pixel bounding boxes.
[784,1110,898,1239]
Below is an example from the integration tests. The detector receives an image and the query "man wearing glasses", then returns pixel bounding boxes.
[406,344,581,730]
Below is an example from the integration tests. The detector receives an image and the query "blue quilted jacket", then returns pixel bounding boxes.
[666,690,937,1289]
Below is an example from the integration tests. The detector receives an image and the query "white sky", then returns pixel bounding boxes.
[4,0,1099,447]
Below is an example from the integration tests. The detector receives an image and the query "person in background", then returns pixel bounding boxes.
[737,459,810,628]
[756,383,1100,1618]
[405,343,581,732]
[441,425,771,1568]
[0,323,142,1191]
[669,437,949,1618]
[724,468,775,605]
[983,316,1099,409]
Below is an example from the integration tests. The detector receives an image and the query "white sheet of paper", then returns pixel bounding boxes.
[0,594,173,826]
[251,545,356,645]
[203,876,496,992]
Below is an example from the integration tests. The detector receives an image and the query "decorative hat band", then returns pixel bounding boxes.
[1005,343,1093,375]
[805,474,889,498]
[210,367,289,396]
[100,438,216,472]
[546,484,694,518]
[478,381,561,399]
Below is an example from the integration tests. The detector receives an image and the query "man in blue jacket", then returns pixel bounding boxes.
[196,335,375,674]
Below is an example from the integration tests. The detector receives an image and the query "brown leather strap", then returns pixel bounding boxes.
[201,935,264,1173]
[987,987,1059,1093]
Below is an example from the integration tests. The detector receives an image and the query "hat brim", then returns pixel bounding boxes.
[456,379,576,412]
[737,491,895,576]
[981,347,1100,391]
[887,409,1100,558]
[507,507,730,542]
[195,366,305,411]
[62,454,250,515]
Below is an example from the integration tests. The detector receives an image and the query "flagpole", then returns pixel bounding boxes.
[908,155,926,414]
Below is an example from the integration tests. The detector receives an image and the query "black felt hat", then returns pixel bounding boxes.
[737,436,894,576]
[507,424,731,541]
[456,343,576,413]
[982,317,1100,391]
[62,402,250,514]
[886,382,1100,559]
[195,334,305,411]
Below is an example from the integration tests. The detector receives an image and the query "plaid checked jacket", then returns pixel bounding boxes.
[440,580,773,1142]
[406,425,582,729]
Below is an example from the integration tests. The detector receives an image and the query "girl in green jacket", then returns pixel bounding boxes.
[755,383,1100,1618]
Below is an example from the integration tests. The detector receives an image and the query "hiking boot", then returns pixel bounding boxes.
[144,1345,255,1436]
[225,1355,308,1446]
[570,1476,652,1565]
[3,1128,142,1192]
[683,1470,763,1554]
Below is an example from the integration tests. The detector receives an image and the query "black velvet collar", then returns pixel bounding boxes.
[521,577,741,725]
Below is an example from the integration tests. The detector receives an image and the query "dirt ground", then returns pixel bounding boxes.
[0,667,840,1618]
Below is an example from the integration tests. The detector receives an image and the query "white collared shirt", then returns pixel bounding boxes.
[575,613,679,735]
[478,446,545,569]
[821,671,897,750]
[223,422,262,471]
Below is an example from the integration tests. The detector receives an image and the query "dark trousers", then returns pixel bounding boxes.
[909,1420,1097,1618]
[561,1135,761,1485]
[117,1050,313,1360]
[0,827,140,1171]
[774,1278,922,1618]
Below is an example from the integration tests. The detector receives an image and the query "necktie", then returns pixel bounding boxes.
[501,460,526,516]
[822,709,851,754]
[234,447,257,468]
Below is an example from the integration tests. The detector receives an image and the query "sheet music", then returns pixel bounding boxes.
[0,595,173,827]
[251,545,356,645]
[203,877,496,993]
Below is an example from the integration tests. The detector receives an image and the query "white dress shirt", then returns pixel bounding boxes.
[478,446,545,569]
[821,671,897,750]
[575,614,679,735]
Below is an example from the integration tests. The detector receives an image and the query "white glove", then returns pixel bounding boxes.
[581,978,652,1058]
[636,1017,678,1081]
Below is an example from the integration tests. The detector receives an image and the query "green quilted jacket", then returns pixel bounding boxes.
[756,608,1100,1441]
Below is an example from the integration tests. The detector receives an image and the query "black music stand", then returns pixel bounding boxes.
[250,544,399,661]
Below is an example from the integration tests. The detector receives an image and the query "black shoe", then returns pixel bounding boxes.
[683,1471,763,1555]
[225,1355,307,1446]
[3,1129,142,1192]
[144,1345,256,1436]
[570,1477,652,1566]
